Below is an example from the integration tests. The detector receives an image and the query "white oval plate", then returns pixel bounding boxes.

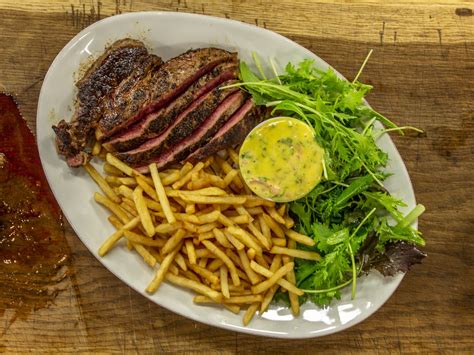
[37,12,417,338]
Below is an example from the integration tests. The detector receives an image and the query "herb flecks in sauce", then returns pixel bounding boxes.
[239,117,324,202]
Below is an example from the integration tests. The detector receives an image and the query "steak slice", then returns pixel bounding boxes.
[115,80,239,166]
[134,91,248,173]
[103,60,238,152]
[96,48,237,140]
[187,99,264,163]
[52,38,152,167]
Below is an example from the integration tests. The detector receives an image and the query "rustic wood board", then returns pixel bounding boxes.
[0,0,473,352]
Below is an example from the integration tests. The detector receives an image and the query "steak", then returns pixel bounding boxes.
[52,38,153,167]
[96,48,237,140]
[103,60,238,152]
[186,99,264,163]
[115,80,239,166]
[134,91,248,173]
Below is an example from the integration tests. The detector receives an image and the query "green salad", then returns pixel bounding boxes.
[228,52,426,306]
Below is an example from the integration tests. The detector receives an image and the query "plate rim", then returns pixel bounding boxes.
[36,11,416,339]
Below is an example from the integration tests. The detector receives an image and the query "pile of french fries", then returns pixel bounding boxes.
[85,147,320,325]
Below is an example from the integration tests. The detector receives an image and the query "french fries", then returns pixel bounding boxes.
[87,149,311,326]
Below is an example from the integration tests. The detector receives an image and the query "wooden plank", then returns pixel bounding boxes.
[0,0,472,353]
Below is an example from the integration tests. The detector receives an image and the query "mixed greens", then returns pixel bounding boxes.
[232,53,426,306]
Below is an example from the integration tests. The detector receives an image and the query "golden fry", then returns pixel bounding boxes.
[108,215,123,229]
[270,246,321,261]
[123,230,165,247]
[251,262,294,294]
[257,214,272,243]
[260,255,282,312]
[185,204,196,214]
[185,239,197,265]
[192,296,241,314]
[149,163,176,224]
[146,243,182,293]
[94,192,129,224]
[243,195,275,208]
[224,295,263,304]
[136,175,159,200]
[224,231,245,250]
[175,252,188,271]
[133,186,155,237]
[91,140,102,156]
[207,258,224,272]
[133,244,157,267]
[201,240,240,287]
[220,266,230,299]
[187,263,219,285]
[162,229,187,255]
[167,273,223,303]
[155,222,183,234]
[243,302,260,326]
[284,215,295,229]
[179,194,247,205]
[272,238,287,247]
[228,215,252,224]
[284,228,315,247]
[262,213,285,238]
[212,228,234,249]
[172,162,205,189]
[197,222,219,234]
[250,260,303,296]
[223,169,239,188]
[247,248,256,260]
[195,210,221,224]
[283,245,300,316]
[103,163,125,176]
[106,153,134,176]
[247,222,271,250]
[237,249,261,285]
[227,226,263,255]
[161,170,181,186]
[98,217,140,256]
[105,176,137,187]
[85,164,120,203]
[265,207,286,225]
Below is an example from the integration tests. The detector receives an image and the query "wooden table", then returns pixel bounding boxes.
[1,0,473,352]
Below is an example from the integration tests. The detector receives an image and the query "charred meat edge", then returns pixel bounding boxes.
[96,48,237,140]
[52,38,152,167]
[187,99,264,163]
[115,80,239,166]
[135,91,248,173]
[103,60,238,152]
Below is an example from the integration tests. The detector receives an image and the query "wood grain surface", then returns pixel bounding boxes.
[0,0,473,353]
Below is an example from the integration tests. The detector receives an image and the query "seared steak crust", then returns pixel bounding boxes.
[187,100,264,163]
[96,48,237,140]
[52,39,152,167]
[103,60,238,152]
[116,80,239,166]
[135,91,248,173]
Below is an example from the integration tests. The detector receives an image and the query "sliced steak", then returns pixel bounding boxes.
[52,38,153,167]
[187,99,264,163]
[134,91,248,173]
[115,80,239,166]
[96,48,237,140]
[103,60,238,152]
